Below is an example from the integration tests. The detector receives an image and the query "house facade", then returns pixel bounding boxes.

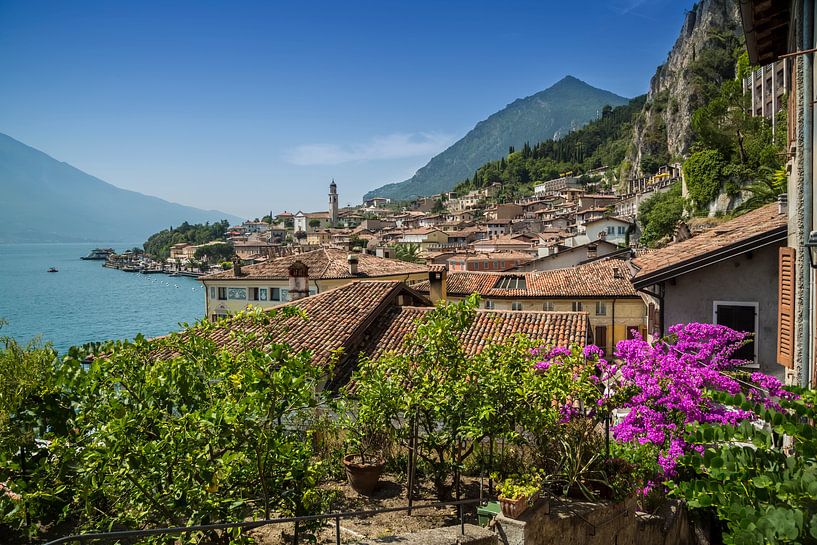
[413,259,647,355]
[199,248,428,319]
[630,203,787,377]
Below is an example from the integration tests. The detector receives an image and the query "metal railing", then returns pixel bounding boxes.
[43,497,483,545]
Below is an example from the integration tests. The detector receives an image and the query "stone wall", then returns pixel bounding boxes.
[492,497,690,545]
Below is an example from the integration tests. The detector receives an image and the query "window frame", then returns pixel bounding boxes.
[712,300,759,367]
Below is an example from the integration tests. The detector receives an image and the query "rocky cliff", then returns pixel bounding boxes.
[625,0,743,179]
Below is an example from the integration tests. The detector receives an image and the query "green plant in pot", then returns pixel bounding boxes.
[495,471,543,519]
[339,367,397,496]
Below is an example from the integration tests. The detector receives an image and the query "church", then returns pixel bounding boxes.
[292,180,340,232]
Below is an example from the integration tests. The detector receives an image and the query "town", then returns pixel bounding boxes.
[3,1,816,545]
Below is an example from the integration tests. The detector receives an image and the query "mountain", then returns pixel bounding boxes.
[364,76,629,201]
[624,0,743,178]
[0,133,242,243]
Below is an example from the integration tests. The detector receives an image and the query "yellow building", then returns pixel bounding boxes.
[412,259,647,355]
[199,247,428,320]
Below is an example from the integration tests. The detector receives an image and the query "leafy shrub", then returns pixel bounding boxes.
[683,149,727,211]
[674,390,815,545]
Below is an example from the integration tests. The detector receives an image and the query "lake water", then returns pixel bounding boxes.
[0,243,206,353]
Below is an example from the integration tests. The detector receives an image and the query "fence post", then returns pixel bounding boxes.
[459,502,465,536]
[335,515,341,545]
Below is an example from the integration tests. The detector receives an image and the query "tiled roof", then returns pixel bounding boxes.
[414,259,638,298]
[201,248,427,280]
[148,280,587,389]
[631,203,787,283]
[154,281,418,367]
[363,307,588,358]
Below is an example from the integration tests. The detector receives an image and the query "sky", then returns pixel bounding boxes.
[0,0,693,219]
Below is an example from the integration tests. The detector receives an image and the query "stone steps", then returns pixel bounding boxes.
[356,523,497,545]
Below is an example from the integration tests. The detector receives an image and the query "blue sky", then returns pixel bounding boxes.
[0,0,691,218]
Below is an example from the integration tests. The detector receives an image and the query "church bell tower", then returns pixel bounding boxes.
[329,179,338,225]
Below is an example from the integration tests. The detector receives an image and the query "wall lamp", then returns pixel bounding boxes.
[807,231,817,268]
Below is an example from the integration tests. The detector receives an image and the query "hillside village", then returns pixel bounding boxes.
[10,1,817,545]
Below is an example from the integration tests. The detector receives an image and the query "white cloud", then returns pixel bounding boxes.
[284,132,455,166]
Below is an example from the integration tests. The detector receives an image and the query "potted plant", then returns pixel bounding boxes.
[495,472,543,519]
[339,393,393,496]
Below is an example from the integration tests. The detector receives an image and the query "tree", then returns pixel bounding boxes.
[193,242,234,263]
[308,219,322,230]
[393,243,422,263]
[60,310,332,540]
[638,182,685,247]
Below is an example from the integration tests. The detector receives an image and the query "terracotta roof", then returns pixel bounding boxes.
[631,203,787,285]
[154,281,424,368]
[201,248,427,280]
[414,259,638,298]
[364,307,588,358]
[147,280,587,389]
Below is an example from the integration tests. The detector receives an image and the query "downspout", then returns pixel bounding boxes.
[801,0,814,388]
[611,298,616,354]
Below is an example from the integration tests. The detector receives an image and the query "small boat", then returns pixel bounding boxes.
[47,267,58,273]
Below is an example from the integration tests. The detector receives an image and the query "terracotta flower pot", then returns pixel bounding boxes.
[343,454,385,496]
[499,492,539,519]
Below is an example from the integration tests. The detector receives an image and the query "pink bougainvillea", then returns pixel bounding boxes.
[597,323,797,477]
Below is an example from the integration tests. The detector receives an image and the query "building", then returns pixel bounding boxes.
[740,1,813,385]
[582,217,632,246]
[293,211,331,232]
[413,259,647,355]
[329,180,339,225]
[199,248,428,319]
[399,227,449,248]
[742,58,791,131]
[517,240,626,271]
[630,202,787,377]
[446,251,534,272]
[534,175,580,195]
[161,280,590,390]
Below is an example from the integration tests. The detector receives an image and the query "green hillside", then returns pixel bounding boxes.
[453,95,647,200]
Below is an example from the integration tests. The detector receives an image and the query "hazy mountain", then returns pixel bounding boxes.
[0,133,242,243]
[364,76,629,201]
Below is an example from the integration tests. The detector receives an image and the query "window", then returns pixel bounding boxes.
[714,301,758,366]
[280,288,289,301]
[572,301,584,312]
[259,288,268,301]
[485,300,495,310]
[512,302,523,311]
[494,276,527,290]
[543,302,555,311]
[618,226,626,235]
[595,302,607,316]
[227,287,247,300]
[594,326,608,354]
[270,287,281,301]
[217,287,227,301]
[607,226,615,235]
[249,287,261,301]
[209,286,216,299]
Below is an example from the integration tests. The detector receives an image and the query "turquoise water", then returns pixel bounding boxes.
[0,243,206,353]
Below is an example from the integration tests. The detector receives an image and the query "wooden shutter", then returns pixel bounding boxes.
[777,247,796,368]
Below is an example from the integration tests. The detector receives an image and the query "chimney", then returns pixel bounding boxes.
[428,264,447,304]
[232,255,243,276]
[778,193,788,215]
[348,253,359,275]
[287,260,310,301]
[586,243,597,259]
[673,221,691,243]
